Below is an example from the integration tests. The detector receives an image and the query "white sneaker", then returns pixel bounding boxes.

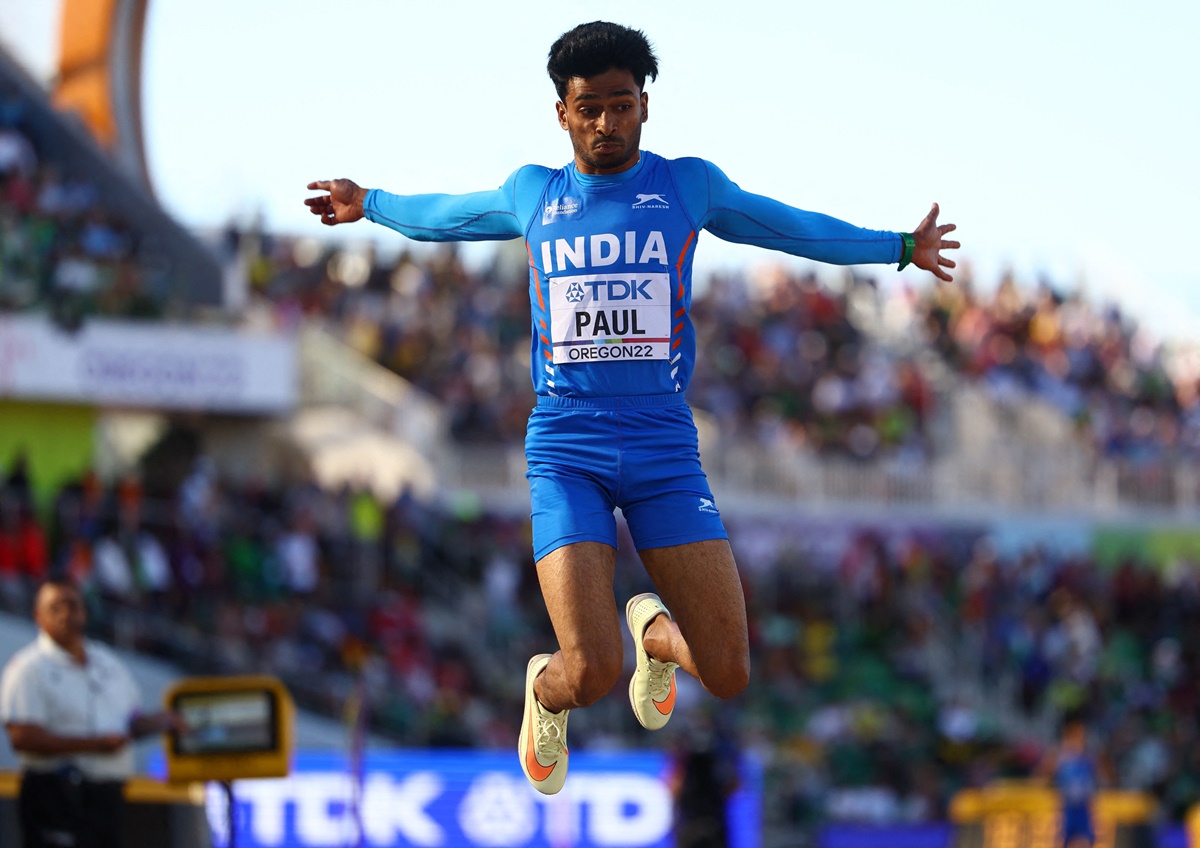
[517,654,569,794]
[625,593,680,730]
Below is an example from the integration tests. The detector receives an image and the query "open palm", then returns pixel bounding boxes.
[910,203,960,281]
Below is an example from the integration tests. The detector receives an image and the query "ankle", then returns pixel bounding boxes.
[642,613,672,662]
[533,675,567,715]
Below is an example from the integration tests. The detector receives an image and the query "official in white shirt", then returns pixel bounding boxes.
[0,578,181,848]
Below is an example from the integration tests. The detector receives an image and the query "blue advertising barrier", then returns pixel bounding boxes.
[818,824,953,848]
[159,749,761,848]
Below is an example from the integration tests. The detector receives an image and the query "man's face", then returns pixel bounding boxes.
[1063,723,1087,753]
[556,67,648,175]
[35,584,86,647]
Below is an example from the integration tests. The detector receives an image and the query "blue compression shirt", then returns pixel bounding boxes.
[364,151,902,397]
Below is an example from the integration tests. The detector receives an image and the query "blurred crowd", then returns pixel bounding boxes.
[3,449,1199,828]
[918,274,1200,461]
[232,229,1199,464]
[0,79,160,324]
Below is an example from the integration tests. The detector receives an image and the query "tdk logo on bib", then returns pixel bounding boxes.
[542,196,580,223]
[573,279,656,300]
[549,273,671,364]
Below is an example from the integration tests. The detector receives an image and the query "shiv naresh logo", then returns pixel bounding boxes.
[631,193,669,209]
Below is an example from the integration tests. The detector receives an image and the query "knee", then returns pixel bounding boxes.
[702,651,750,700]
[562,644,623,707]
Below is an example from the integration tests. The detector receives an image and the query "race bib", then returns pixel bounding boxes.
[549,273,671,364]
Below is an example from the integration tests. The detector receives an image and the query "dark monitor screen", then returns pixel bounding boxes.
[170,689,278,756]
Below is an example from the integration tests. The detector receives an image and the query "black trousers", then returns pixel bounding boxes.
[18,770,126,848]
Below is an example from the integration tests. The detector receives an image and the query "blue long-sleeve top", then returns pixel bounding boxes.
[364,151,901,397]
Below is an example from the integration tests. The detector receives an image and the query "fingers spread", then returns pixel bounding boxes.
[938,256,957,268]
[307,181,330,191]
[940,240,961,250]
[938,223,957,235]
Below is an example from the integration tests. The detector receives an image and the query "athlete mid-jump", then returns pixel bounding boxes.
[305,21,959,795]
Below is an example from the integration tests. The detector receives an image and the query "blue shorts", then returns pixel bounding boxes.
[1062,808,1094,845]
[525,394,728,561]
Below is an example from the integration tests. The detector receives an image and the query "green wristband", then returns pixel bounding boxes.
[898,233,916,271]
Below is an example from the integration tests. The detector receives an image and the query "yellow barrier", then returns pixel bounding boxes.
[1185,805,1200,848]
[950,782,1155,848]
[0,773,205,803]
[0,773,210,847]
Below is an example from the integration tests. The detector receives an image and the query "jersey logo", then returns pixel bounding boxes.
[698,497,719,514]
[543,196,581,223]
[632,193,669,209]
[564,281,586,303]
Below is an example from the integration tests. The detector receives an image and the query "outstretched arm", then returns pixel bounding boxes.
[677,160,960,276]
[129,709,188,739]
[304,166,552,242]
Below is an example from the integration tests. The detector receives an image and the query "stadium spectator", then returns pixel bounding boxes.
[0,578,183,848]
[0,81,165,321]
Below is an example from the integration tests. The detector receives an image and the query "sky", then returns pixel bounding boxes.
[1,0,1197,341]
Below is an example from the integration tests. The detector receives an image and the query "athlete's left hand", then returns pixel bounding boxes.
[910,203,960,281]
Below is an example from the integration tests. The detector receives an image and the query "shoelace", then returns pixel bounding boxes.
[535,710,566,758]
[646,657,679,699]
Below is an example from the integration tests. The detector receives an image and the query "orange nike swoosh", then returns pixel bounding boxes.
[653,673,677,715]
[525,712,557,782]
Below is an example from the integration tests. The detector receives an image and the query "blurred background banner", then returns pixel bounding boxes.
[159,749,763,848]
[0,313,296,412]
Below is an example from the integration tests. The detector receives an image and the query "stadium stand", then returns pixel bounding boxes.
[227,226,1200,512]
[0,45,222,324]
[234,224,1196,457]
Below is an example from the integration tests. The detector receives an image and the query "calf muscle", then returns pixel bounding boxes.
[639,539,750,699]
[533,542,623,712]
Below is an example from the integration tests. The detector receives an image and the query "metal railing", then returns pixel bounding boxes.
[437,442,1200,517]
[298,325,447,453]
[295,324,1199,518]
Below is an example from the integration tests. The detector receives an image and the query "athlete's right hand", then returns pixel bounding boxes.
[304,179,369,226]
[92,733,129,753]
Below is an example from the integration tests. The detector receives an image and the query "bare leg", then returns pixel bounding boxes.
[532,541,624,713]
[638,538,750,699]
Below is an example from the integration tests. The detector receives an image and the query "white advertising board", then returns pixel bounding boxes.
[0,315,296,414]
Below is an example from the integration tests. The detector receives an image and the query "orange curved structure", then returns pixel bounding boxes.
[53,0,151,186]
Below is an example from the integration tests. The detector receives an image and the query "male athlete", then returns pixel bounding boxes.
[1037,717,1113,848]
[305,21,959,794]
